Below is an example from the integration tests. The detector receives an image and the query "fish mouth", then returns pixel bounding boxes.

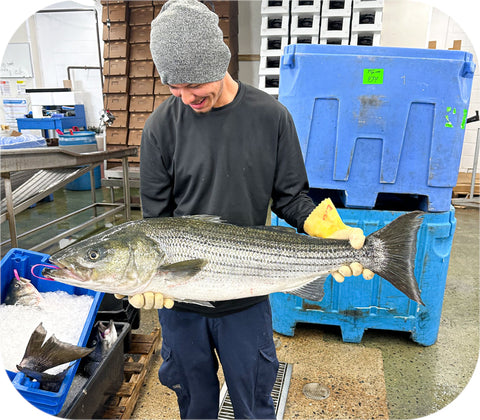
[42,261,89,283]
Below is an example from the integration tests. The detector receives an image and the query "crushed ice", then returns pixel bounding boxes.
[0,291,94,375]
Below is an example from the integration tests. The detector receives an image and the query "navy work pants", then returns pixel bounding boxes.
[157,299,279,419]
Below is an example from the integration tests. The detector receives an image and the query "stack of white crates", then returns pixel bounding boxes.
[290,0,321,45]
[350,0,383,46]
[259,0,291,96]
[320,0,352,45]
[258,0,384,96]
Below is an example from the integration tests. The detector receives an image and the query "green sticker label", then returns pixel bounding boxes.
[363,69,384,84]
[461,109,468,129]
[445,107,468,129]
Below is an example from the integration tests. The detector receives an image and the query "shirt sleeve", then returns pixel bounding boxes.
[140,118,175,218]
[270,109,316,232]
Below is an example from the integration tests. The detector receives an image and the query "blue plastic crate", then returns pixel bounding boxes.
[270,207,456,346]
[279,44,475,212]
[58,131,101,191]
[0,248,103,415]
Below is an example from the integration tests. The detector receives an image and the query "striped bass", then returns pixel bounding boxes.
[42,212,425,307]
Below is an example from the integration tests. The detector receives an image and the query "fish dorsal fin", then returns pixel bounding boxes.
[250,225,297,234]
[181,215,225,223]
[158,259,208,280]
[288,276,328,302]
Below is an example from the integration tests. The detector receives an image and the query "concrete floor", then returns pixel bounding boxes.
[1,187,478,419]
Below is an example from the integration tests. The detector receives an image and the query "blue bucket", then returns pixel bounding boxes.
[58,131,101,190]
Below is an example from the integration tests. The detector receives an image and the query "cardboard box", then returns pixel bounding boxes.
[129,113,150,129]
[103,76,129,94]
[154,78,170,95]
[228,53,239,80]
[453,172,480,196]
[224,33,239,55]
[129,42,152,61]
[106,127,128,145]
[103,22,128,41]
[104,41,128,59]
[129,25,150,43]
[102,3,127,22]
[104,94,129,111]
[129,95,154,112]
[130,1,153,7]
[128,129,143,146]
[129,6,154,25]
[129,60,154,78]
[219,16,238,38]
[154,94,171,109]
[101,0,125,5]
[130,77,155,95]
[206,1,239,18]
[110,110,129,128]
[104,59,128,76]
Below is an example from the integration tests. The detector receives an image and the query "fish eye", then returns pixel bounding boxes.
[87,250,101,261]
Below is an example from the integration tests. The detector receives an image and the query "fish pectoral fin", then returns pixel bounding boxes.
[158,259,208,280]
[179,299,215,308]
[287,276,328,302]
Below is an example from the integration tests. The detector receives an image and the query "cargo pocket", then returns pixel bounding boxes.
[255,343,279,400]
[158,344,185,398]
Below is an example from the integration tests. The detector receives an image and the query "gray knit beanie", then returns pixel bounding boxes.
[150,0,231,85]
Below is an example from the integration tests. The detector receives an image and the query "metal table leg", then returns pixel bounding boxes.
[122,157,131,220]
[2,172,18,248]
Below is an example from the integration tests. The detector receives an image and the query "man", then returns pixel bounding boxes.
[120,0,371,418]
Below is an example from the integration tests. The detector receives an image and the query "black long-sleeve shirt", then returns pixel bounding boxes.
[140,81,316,315]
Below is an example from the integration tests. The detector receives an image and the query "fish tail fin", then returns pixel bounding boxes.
[17,323,94,373]
[365,211,425,305]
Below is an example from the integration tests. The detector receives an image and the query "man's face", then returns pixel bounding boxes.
[168,80,225,113]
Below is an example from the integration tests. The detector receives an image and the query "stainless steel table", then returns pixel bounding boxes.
[1,146,137,251]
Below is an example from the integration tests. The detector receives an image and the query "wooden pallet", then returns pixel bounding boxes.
[452,172,480,197]
[102,328,161,419]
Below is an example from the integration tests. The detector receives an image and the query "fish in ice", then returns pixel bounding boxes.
[42,212,425,306]
[16,323,93,392]
[81,320,118,377]
[4,274,43,306]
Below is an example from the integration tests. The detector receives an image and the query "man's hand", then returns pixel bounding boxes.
[303,198,374,283]
[114,292,174,310]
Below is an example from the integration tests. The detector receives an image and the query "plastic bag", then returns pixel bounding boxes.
[0,133,47,149]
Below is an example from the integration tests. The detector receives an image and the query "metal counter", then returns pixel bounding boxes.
[1,146,137,251]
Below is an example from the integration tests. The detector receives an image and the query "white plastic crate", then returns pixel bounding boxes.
[260,14,290,36]
[260,36,289,54]
[319,36,349,45]
[291,34,319,44]
[350,31,381,45]
[259,54,281,75]
[351,8,383,31]
[290,13,321,36]
[353,0,384,9]
[261,0,290,15]
[321,0,353,17]
[320,16,351,38]
[259,74,280,96]
[291,0,321,13]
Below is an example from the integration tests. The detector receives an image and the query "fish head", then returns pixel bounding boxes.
[43,224,166,295]
[4,276,42,306]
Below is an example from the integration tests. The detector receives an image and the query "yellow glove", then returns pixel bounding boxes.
[303,198,374,283]
[114,292,174,310]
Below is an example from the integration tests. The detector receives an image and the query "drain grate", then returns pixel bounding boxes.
[218,361,293,420]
